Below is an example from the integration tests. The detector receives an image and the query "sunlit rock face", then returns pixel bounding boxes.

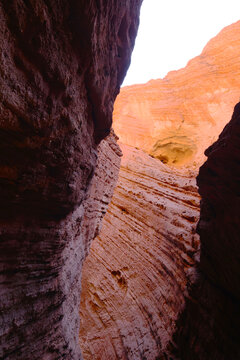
[80,21,240,359]
[80,145,200,359]
[0,1,142,359]
[114,21,240,169]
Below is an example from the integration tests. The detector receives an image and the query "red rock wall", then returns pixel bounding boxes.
[0,1,142,359]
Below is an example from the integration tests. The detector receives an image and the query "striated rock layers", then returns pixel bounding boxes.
[114,21,240,169]
[80,21,240,359]
[0,1,142,359]
[173,102,240,359]
[80,144,200,359]
[80,103,240,360]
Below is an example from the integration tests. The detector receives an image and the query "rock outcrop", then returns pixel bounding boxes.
[80,145,200,359]
[0,1,142,359]
[114,21,240,169]
[173,102,240,360]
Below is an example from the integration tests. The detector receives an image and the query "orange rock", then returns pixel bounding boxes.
[113,21,240,169]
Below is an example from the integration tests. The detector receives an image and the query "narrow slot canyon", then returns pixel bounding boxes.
[79,20,240,359]
[0,1,240,360]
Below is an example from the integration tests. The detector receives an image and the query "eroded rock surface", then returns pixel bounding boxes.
[0,1,142,359]
[80,144,200,359]
[81,131,122,259]
[80,21,240,360]
[114,21,240,169]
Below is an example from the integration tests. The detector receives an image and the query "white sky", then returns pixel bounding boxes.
[122,0,240,86]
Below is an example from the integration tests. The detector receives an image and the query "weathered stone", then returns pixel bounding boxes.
[0,1,142,359]
[80,144,200,359]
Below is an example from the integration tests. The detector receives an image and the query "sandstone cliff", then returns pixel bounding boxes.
[114,21,240,169]
[0,1,142,359]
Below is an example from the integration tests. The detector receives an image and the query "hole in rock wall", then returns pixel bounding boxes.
[79,1,240,359]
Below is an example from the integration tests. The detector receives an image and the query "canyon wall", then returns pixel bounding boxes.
[80,21,240,359]
[173,102,240,360]
[0,1,142,359]
[114,20,240,169]
[80,145,200,359]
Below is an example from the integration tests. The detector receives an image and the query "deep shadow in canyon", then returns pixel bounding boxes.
[171,102,240,360]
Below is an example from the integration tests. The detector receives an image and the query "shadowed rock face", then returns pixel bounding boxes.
[114,21,240,169]
[173,102,240,360]
[0,1,142,359]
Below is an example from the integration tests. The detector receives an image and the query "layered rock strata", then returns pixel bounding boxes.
[114,21,240,169]
[80,144,200,359]
[173,102,240,359]
[0,1,142,359]
[80,21,240,359]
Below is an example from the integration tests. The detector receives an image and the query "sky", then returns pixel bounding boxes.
[122,0,240,86]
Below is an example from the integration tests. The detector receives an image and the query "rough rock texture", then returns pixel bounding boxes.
[80,21,240,359]
[173,102,240,359]
[80,144,200,359]
[80,130,122,259]
[114,21,240,168]
[0,1,142,359]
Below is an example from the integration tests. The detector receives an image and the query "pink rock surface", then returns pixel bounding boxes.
[80,144,200,359]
